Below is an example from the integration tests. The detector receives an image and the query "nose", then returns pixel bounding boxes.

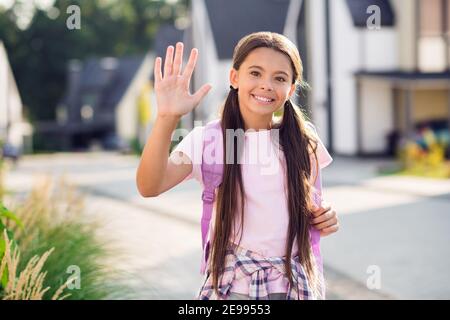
[260,80,274,91]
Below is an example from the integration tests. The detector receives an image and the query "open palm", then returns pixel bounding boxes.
[154,42,211,117]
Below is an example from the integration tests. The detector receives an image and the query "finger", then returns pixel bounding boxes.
[172,42,184,76]
[311,209,336,224]
[154,57,163,84]
[192,84,212,105]
[314,216,338,231]
[311,206,326,218]
[182,48,198,86]
[320,224,339,237]
[311,203,332,218]
[163,45,174,78]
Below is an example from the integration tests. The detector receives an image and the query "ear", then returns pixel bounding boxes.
[288,83,296,99]
[229,68,239,89]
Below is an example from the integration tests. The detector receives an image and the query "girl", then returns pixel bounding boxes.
[136,32,339,300]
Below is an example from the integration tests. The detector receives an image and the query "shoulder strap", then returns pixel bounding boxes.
[200,119,223,274]
[199,120,326,277]
[305,121,324,272]
[310,165,323,270]
[305,121,326,298]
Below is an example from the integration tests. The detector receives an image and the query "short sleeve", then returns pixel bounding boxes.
[306,122,333,169]
[169,126,205,183]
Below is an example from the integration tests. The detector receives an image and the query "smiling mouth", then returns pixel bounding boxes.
[251,94,275,104]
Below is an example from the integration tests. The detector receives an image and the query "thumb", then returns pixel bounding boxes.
[193,84,212,105]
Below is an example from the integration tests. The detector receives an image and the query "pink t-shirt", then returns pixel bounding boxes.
[170,121,333,294]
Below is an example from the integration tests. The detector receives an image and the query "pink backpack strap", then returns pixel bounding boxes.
[310,165,323,271]
[310,166,325,298]
[199,120,325,280]
[305,122,325,293]
[200,119,223,274]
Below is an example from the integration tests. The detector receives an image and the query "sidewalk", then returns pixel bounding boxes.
[320,157,450,299]
[126,156,450,299]
[4,152,450,299]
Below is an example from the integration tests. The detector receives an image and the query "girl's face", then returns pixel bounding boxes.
[230,47,296,128]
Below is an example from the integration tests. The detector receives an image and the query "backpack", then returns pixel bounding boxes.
[199,119,324,280]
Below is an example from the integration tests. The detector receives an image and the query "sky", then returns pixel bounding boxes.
[0,0,56,29]
[0,0,55,10]
[0,0,180,29]
[0,0,177,7]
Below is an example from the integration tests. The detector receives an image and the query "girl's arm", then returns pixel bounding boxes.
[136,42,211,197]
[136,115,192,197]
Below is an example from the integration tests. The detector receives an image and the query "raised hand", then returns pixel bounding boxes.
[154,42,212,118]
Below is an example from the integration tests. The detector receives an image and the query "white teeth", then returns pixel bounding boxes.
[253,95,273,102]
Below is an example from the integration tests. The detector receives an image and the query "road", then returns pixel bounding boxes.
[3,152,450,299]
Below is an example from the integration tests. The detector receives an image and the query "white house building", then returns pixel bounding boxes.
[186,0,450,156]
[36,54,154,151]
[0,41,32,153]
[309,0,450,156]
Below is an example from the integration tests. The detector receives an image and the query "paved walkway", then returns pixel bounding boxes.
[3,152,450,299]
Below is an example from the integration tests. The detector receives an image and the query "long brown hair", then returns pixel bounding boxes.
[210,31,321,298]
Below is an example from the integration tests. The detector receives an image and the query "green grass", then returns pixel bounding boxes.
[397,165,450,179]
[379,162,450,179]
[7,181,134,300]
[17,221,124,299]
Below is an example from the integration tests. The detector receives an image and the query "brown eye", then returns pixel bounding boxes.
[250,71,260,76]
[277,77,286,82]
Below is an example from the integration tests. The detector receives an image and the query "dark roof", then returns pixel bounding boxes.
[100,56,146,111]
[355,70,450,80]
[60,55,146,124]
[153,24,191,80]
[355,70,450,88]
[154,24,185,60]
[204,0,291,60]
[345,0,395,28]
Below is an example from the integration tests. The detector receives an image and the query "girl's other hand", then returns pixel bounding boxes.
[154,42,212,118]
[310,201,339,237]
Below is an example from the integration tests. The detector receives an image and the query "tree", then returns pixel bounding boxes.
[0,0,190,122]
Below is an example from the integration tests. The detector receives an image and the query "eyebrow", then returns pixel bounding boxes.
[248,65,289,77]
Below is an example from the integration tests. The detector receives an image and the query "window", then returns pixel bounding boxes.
[418,0,450,71]
[80,93,97,122]
[419,0,442,37]
[447,0,450,33]
[56,104,68,124]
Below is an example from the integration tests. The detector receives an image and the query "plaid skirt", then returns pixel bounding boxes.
[197,243,321,300]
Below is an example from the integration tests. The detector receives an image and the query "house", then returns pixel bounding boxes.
[187,0,450,156]
[0,41,33,155]
[313,0,450,156]
[187,0,305,130]
[36,53,154,150]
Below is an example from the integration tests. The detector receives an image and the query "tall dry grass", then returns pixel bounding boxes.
[0,230,74,300]
[2,178,132,300]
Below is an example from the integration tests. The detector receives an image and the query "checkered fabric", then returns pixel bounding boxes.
[197,243,320,300]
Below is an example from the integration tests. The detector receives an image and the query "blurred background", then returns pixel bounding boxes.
[0,0,449,300]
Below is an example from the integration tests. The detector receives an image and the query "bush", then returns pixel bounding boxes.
[396,127,450,178]
[1,179,131,300]
[0,230,70,300]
